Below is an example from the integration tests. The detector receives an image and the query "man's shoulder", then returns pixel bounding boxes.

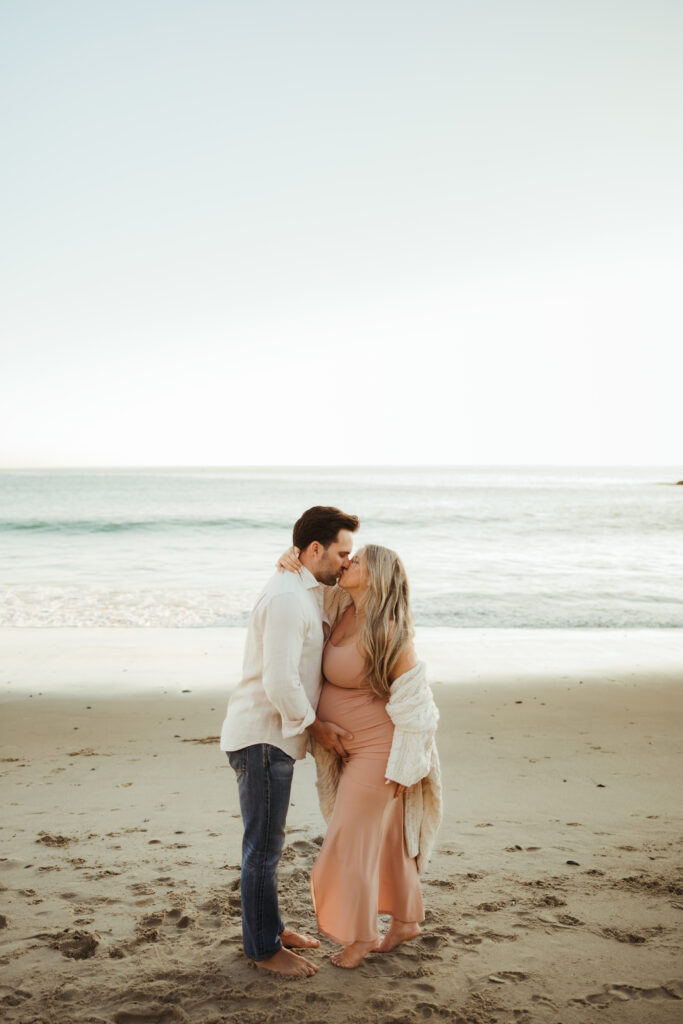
[260,570,308,603]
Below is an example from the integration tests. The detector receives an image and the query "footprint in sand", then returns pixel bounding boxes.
[124,907,197,949]
[396,965,437,981]
[572,981,683,1008]
[477,900,508,912]
[367,995,397,1012]
[536,912,582,928]
[479,930,518,943]
[129,883,155,897]
[114,1008,185,1024]
[161,908,193,929]
[38,928,99,959]
[0,987,33,1008]
[614,874,683,898]
[531,895,566,908]
[448,930,483,949]
[413,999,440,1017]
[289,839,320,857]
[601,926,665,944]
[531,993,558,1009]
[36,832,77,848]
[304,991,329,1006]
[488,970,528,984]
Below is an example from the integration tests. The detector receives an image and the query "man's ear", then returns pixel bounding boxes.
[307,541,322,559]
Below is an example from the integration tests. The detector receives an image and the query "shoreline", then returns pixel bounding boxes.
[1,627,681,700]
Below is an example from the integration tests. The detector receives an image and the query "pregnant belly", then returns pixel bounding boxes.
[317,682,393,755]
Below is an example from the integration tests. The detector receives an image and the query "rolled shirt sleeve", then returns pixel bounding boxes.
[262,593,317,738]
[323,585,352,631]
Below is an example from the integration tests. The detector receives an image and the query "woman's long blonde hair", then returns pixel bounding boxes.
[357,544,414,699]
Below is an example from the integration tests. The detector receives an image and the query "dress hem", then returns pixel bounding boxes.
[316,923,381,946]
[314,909,424,948]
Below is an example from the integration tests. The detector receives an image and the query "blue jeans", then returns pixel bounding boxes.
[227,743,295,961]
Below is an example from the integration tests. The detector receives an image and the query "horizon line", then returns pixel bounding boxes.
[1,462,681,472]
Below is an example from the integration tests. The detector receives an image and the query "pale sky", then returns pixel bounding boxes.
[1,0,681,467]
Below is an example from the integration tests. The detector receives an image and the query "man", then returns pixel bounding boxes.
[220,506,359,978]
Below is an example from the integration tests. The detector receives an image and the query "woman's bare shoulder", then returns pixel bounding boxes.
[390,641,419,681]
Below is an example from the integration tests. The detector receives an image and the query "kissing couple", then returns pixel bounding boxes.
[219,506,441,976]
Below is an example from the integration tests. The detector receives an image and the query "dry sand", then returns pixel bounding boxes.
[1,628,682,1024]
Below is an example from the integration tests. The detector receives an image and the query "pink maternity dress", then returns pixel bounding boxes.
[310,638,424,945]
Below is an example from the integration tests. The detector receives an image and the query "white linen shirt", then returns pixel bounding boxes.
[219,566,329,760]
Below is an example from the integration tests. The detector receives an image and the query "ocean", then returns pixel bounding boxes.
[0,466,681,629]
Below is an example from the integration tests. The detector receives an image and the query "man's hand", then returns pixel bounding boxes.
[308,717,353,757]
[385,779,407,798]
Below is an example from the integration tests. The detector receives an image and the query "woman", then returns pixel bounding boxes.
[280,543,441,969]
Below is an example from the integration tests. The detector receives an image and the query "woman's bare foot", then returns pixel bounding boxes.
[255,948,318,977]
[330,939,377,969]
[280,928,321,950]
[377,920,421,952]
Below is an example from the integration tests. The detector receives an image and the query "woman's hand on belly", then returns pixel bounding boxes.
[385,779,407,798]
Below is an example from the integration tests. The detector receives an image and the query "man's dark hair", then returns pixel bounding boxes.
[293,506,360,552]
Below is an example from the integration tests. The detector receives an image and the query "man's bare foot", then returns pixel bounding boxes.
[377,920,421,952]
[254,948,318,977]
[281,928,320,950]
[330,939,377,969]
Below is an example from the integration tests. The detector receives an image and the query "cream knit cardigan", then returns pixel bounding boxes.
[312,660,442,874]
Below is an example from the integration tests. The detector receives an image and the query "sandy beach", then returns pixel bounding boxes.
[1,627,682,1023]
